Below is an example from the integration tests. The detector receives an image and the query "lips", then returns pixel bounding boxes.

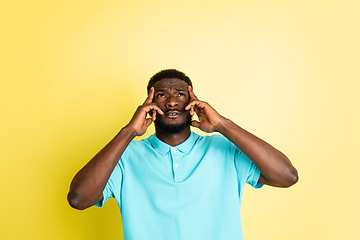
[165,110,181,118]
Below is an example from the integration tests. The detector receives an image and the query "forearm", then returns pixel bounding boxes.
[217,118,298,187]
[67,126,136,209]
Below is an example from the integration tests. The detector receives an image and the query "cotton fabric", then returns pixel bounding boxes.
[95,131,262,240]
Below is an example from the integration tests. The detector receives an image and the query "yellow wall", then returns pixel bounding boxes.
[2,0,359,239]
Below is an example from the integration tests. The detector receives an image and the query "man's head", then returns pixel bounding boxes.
[147,69,193,94]
[148,69,193,134]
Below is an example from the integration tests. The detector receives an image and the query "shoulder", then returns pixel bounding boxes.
[123,137,154,155]
[193,132,232,149]
[127,138,151,147]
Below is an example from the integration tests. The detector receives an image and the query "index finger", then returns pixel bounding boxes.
[144,87,155,104]
[188,85,198,100]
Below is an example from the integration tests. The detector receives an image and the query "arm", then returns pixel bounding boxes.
[67,88,163,210]
[185,86,298,188]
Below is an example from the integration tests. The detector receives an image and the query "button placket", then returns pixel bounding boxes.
[170,147,183,182]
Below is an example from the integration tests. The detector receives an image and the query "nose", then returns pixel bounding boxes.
[165,95,178,108]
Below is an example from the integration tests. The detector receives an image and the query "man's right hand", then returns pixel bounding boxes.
[68,87,164,210]
[126,87,164,136]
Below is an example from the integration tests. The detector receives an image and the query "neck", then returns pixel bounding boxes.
[155,127,191,146]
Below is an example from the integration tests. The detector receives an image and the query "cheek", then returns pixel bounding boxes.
[153,98,164,106]
[182,101,191,111]
[183,96,190,104]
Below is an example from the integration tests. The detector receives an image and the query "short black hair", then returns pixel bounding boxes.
[147,69,193,94]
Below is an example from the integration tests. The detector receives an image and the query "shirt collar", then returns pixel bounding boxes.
[149,131,196,155]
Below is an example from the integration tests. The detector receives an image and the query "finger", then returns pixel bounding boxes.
[187,101,206,116]
[154,106,164,115]
[187,86,199,116]
[188,86,198,100]
[191,104,196,116]
[185,103,195,116]
[152,110,157,121]
[144,87,155,104]
[144,104,164,115]
[185,100,201,111]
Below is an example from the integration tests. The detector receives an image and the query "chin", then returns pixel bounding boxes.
[155,115,191,134]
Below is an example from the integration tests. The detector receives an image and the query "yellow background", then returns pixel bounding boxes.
[1,0,359,239]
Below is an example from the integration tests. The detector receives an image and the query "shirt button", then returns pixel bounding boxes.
[175,164,179,168]
[172,149,177,153]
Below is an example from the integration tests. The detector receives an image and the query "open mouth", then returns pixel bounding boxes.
[165,110,181,118]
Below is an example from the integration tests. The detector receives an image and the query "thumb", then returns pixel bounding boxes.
[145,118,153,127]
[191,120,200,129]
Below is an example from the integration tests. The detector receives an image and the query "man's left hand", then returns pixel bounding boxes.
[185,86,225,133]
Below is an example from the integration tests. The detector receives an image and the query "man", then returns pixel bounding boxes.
[68,69,298,240]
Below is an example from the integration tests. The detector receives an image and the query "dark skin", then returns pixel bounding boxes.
[152,78,191,146]
[68,78,298,210]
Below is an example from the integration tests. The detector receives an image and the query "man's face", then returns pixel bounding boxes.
[152,78,191,134]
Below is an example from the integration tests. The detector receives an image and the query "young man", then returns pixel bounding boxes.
[68,69,298,240]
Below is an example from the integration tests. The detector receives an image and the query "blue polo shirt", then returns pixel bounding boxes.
[95,131,262,240]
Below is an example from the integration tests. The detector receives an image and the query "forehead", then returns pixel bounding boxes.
[153,78,188,90]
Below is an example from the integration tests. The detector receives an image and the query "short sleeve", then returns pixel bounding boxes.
[234,146,263,189]
[94,161,123,207]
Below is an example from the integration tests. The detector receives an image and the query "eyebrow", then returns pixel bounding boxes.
[154,88,186,92]
[154,88,167,92]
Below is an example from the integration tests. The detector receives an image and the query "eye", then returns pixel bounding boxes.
[177,92,186,97]
[156,93,166,98]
